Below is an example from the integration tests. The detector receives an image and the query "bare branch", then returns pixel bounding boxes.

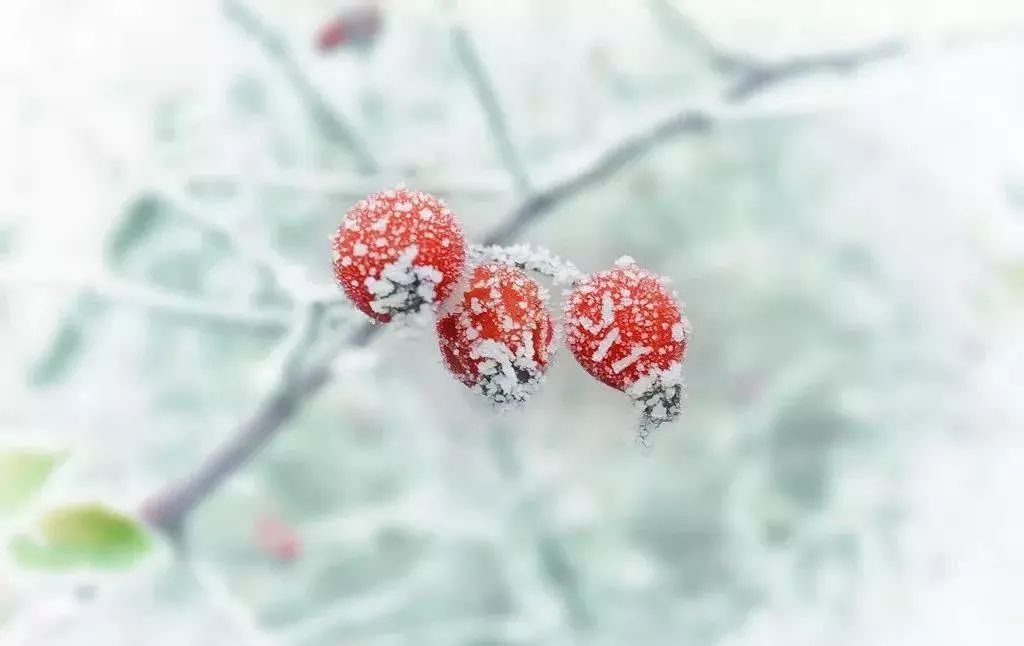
[646,0,756,73]
[727,40,905,100]
[649,0,905,98]
[0,265,289,333]
[157,184,335,304]
[483,109,712,245]
[450,24,531,194]
[221,0,380,173]
[140,33,907,537]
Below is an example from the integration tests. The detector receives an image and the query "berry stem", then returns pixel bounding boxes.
[468,243,583,286]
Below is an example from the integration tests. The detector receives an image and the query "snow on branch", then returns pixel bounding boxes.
[0,264,289,333]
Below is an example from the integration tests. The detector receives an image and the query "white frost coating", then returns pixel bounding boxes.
[611,345,652,374]
[363,246,445,320]
[592,327,620,362]
[614,255,636,267]
[672,322,687,342]
[353,243,368,256]
[419,208,434,220]
[627,361,686,447]
[468,243,583,285]
[579,292,616,334]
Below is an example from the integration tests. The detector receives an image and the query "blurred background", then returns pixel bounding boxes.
[2,0,1024,644]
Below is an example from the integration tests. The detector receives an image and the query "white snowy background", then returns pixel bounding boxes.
[2,0,1024,644]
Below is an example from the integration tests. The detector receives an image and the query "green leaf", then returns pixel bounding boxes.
[0,449,65,519]
[9,504,152,571]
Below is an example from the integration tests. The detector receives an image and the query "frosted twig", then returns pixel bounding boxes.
[649,0,904,99]
[469,243,582,285]
[278,557,437,645]
[158,183,333,304]
[450,23,531,194]
[140,34,909,538]
[726,40,905,100]
[0,265,289,333]
[487,422,594,631]
[185,167,512,198]
[646,0,757,73]
[189,561,275,646]
[221,0,380,173]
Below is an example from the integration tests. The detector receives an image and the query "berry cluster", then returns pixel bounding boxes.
[331,187,691,442]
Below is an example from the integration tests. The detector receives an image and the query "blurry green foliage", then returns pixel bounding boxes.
[0,449,65,520]
[9,504,152,571]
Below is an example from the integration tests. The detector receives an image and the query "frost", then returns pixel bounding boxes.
[614,255,636,267]
[611,344,652,374]
[468,338,547,408]
[627,361,686,446]
[579,292,616,334]
[592,327,620,361]
[468,243,583,285]
[352,243,368,256]
[363,246,445,321]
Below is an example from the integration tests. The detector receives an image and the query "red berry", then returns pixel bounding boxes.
[316,5,383,53]
[332,187,467,322]
[437,263,556,406]
[564,257,689,423]
[254,514,302,563]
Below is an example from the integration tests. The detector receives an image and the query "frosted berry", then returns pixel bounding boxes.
[315,4,383,53]
[332,187,466,322]
[564,257,690,433]
[437,263,556,407]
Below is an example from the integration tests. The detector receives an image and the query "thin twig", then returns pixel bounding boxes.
[221,0,380,173]
[488,423,593,632]
[0,265,289,333]
[451,24,531,194]
[649,0,905,99]
[727,40,906,100]
[646,0,756,73]
[140,35,905,537]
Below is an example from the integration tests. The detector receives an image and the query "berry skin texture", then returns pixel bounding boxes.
[332,187,466,323]
[564,257,690,428]
[437,263,556,407]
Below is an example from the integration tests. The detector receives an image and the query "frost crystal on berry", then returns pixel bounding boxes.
[332,187,466,323]
[437,263,556,408]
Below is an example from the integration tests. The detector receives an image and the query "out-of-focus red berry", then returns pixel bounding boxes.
[254,515,302,563]
[316,4,383,53]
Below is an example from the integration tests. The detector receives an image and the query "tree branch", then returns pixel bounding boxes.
[221,0,380,173]
[140,34,905,537]
[0,265,289,333]
[727,40,905,100]
[451,24,532,194]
